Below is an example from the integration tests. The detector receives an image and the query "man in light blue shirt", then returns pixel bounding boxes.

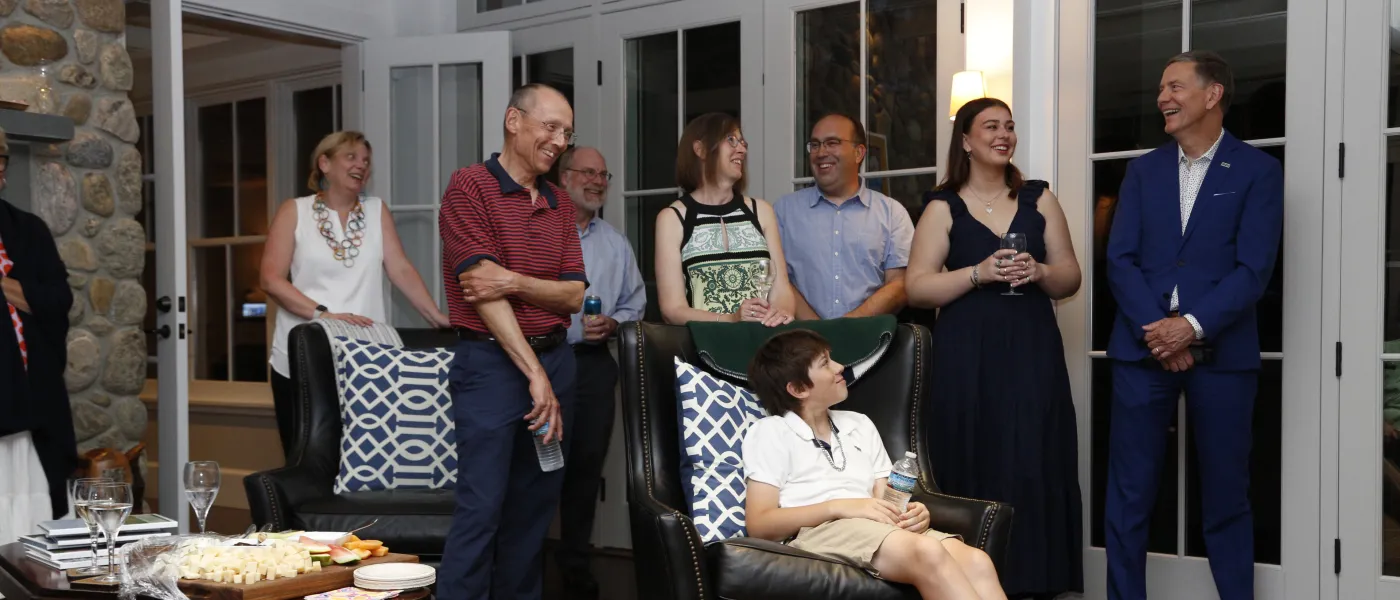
[775,113,915,320]
[554,146,644,600]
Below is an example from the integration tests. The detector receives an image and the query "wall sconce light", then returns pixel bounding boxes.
[949,70,986,120]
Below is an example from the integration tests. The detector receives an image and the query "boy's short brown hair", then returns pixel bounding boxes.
[746,330,832,416]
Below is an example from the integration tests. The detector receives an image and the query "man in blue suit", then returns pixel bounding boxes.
[1104,51,1283,600]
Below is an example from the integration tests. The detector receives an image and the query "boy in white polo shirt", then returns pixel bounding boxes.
[742,330,1006,600]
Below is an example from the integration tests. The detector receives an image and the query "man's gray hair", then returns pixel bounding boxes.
[1166,50,1235,114]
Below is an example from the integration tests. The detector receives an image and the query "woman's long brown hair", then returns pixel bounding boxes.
[935,97,1024,199]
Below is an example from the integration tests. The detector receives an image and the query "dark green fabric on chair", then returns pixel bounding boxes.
[686,315,898,380]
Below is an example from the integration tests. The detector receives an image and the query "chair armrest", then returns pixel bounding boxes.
[917,492,1015,570]
[627,492,713,600]
[243,464,335,531]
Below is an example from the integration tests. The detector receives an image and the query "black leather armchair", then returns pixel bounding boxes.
[243,323,460,560]
[619,321,1014,600]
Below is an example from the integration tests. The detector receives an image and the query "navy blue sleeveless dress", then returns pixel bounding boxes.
[922,181,1084,597]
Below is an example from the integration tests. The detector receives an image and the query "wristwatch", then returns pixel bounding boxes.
[313,305,328,320]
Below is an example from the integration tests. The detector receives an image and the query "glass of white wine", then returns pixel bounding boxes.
[184,461,220,534]
[69,477,112,576]
[88,482,133,584]
[1000,232,1028,296]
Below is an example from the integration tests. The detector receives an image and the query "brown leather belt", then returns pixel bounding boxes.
[456,328,566,352]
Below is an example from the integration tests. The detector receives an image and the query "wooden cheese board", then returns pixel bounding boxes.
[174,553,421,600]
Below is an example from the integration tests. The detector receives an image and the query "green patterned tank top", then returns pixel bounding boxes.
[668,193,770,314]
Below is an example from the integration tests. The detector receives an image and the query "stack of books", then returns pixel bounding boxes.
[20,514,179,570]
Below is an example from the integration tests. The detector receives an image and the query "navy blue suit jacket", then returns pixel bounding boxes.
[1105,131,1283,371]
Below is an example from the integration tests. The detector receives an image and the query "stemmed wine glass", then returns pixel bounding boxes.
[87,482,133,584]
[184,461,220,534]
[1000,233,1028,296]
[750,258,775,302]
[69,477,112,576]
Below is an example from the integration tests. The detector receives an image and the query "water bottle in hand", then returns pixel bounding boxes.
[883,452,919,513]
[532,419,565,472]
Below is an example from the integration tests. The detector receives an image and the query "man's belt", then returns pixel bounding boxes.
[457,327,566,352]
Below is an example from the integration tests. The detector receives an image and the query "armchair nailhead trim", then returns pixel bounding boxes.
[634,323,706,600]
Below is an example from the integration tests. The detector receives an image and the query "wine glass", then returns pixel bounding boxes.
[70,477,112,576]
[184,461,220,534]
[749,258,775,302]
[1000,233,1028,296]
[87,482,133,584]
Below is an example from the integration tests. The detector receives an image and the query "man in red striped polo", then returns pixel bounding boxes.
[437,83,587,599]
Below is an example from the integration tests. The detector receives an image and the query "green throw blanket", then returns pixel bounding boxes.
[686,315,899,381]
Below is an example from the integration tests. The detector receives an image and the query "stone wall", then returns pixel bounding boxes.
[0,0,147,456]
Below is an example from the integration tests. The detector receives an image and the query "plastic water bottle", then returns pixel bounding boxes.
[883,451,919,513]
[532,419,565,472]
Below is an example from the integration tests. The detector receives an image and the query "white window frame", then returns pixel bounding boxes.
[459,0,595,32]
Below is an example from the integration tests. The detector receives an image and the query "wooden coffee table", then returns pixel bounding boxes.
[0,543,434,600]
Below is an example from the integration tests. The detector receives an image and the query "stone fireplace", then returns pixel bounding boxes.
[0,0,149,461]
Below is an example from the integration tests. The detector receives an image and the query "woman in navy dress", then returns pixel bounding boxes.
[906,97,1084,599]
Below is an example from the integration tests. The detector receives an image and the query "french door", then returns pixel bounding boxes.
[350,33,513,328]
[1338,0,1400,596]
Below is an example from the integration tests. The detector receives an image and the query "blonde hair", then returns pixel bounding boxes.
[306,131,372,193]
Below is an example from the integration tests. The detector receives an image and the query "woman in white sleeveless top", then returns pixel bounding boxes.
[261,131,449,446]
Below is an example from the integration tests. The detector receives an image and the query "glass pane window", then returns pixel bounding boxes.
[390,210,437,329]
[198,103,234,238]
[796,3,860,179]
[193,246,229,381]
[626,32,679,191]
[866,0,937,173]
[1093,0,1183,153]
[391,65,437,206]
[1190,0,1286,141]
[865,172,938,222]
[683,23,741,124]
[1382,358,1400,576]
[440,63,484,191]
[626,192,681,324]
[236,98,268,237]
[231,243,268,383]
[478,0,546,11]
[294,86,337,197]
[525,49,575,109]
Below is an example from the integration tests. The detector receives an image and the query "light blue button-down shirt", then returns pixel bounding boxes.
[774,183,914,319]
[568,217,646,345]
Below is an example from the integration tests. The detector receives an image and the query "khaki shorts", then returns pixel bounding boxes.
[788,518,961,576]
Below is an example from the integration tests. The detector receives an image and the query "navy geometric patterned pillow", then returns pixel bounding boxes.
[332,338,456,493]
[674,357,767,542]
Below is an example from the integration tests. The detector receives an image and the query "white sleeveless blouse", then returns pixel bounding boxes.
[270,195,387,377]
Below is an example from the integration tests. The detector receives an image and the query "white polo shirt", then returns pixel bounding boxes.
[742,409,893,509]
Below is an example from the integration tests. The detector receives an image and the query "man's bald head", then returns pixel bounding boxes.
[501,83,574,178]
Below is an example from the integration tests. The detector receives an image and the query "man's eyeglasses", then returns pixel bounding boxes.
[564,168,612,182]
[515,108,578,145]
[805,139,859,153]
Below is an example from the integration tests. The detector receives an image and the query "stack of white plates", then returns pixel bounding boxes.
[353,563,436,591]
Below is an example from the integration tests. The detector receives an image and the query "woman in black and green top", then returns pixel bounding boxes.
[654,113,796,327]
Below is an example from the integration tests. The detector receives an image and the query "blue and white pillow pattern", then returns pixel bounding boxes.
[675,357,768,542]
[332,338,457,493]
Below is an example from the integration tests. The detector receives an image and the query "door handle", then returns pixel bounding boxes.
[155,296,172,313]
[145,325,170,339]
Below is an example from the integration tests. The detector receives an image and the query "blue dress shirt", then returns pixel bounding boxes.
[774,183,914,319]
[568,217,646,345]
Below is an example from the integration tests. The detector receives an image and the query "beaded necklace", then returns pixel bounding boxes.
[313,194,365,268]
